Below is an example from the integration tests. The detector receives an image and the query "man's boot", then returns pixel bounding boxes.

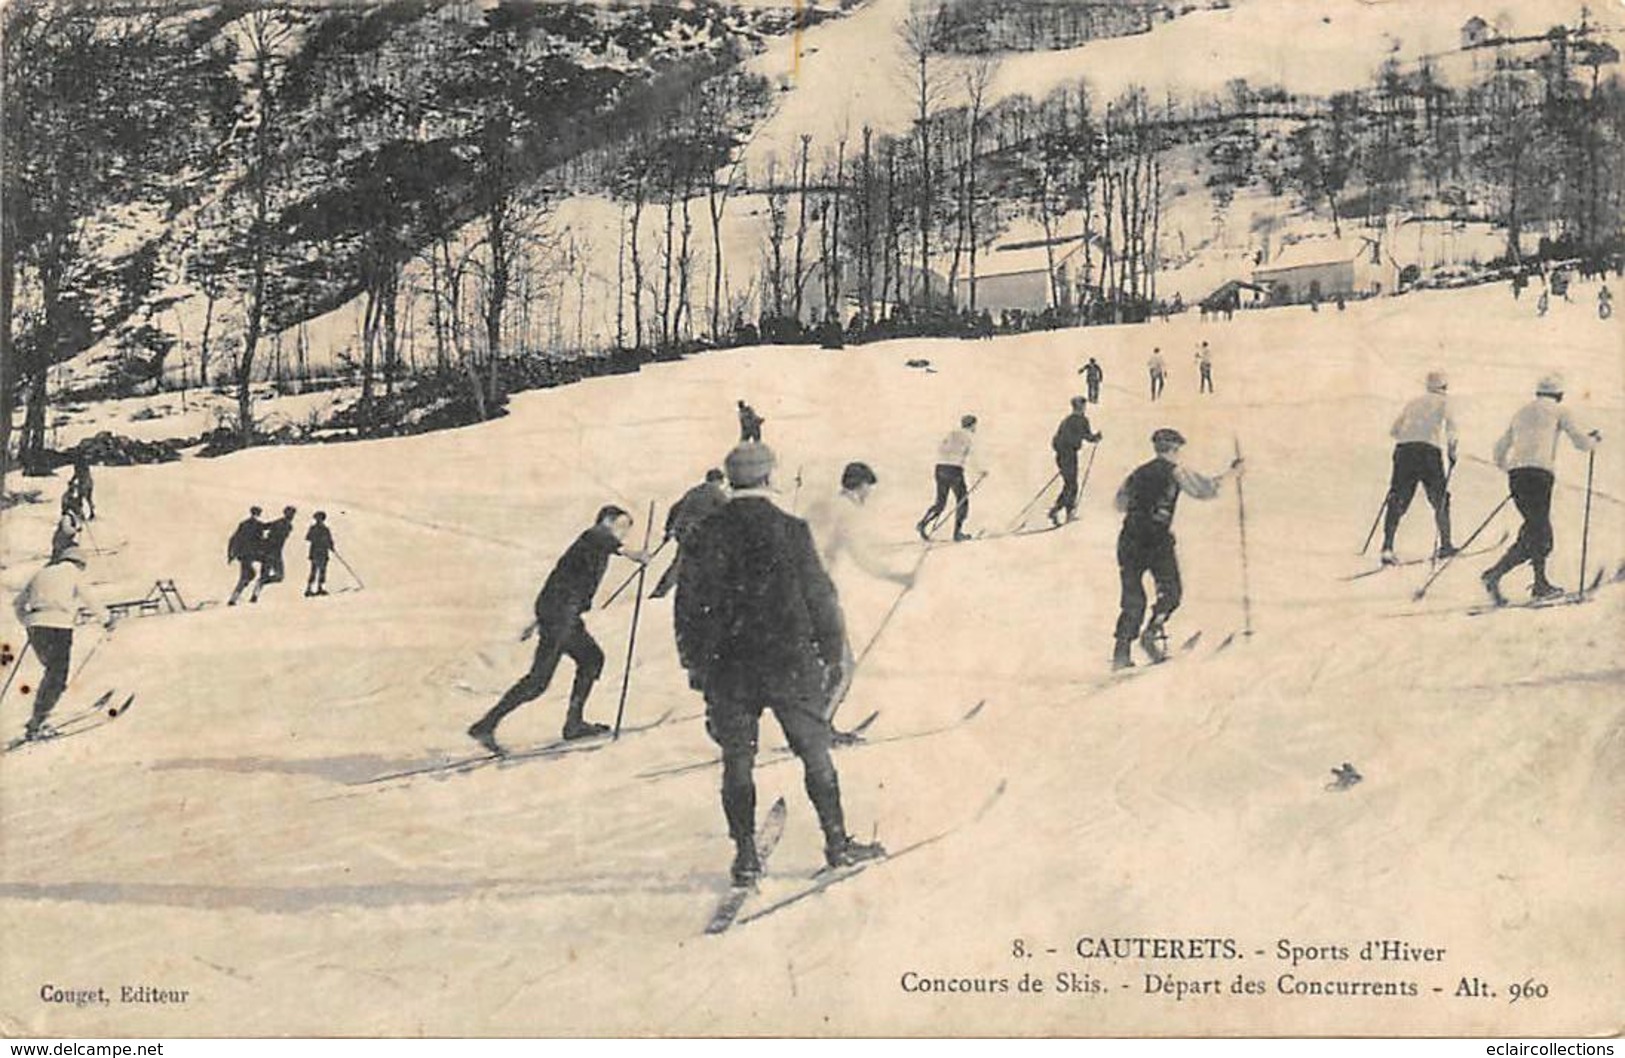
[1530,560,1565,600]
[1112,637,1135,671]
[1480,560,1510,607]
[722,781,759,885]
[1139,616,1169,663]
[561,679,608,740]
[731,837,762,887]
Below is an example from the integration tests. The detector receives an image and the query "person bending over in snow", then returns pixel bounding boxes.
[467,505,648,753]
[226,506,266,606]
[805,461,915,741]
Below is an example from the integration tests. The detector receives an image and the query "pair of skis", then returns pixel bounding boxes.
[4,689,136,753]
[637,699,988,783]
[354,708,677,788]
[704,779,1009,935]
[1342,531,1509,581]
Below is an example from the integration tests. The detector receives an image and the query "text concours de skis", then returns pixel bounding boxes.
[898,937,1450,998]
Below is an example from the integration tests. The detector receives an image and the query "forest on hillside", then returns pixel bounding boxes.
[3,0,1621,478]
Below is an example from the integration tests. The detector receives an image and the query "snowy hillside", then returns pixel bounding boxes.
[1,281,1620,1035]
[744,0,1625,166]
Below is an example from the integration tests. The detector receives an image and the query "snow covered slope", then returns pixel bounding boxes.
[1,281,1620,1036]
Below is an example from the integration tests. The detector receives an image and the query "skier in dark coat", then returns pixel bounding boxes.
[737,400,764,442]
[226,506,265,606]
[68,456,95,520]
[256,506,296,595]
[1047,397,1103,526]
[304,511,335,597]
[650,469,729,599]
[1079,357,1104,403]
[51,492,85,561]
[1111,429,1241,670]
[468,506,648,753]
[676,442,885,885]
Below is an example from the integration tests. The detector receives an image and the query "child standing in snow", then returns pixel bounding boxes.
[304,512,334,597]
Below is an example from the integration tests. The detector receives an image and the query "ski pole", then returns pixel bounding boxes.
[1412,493,1513,601]
[1430,460,1456,569]
[926,471,988,537]
[1233,436,1253,639]
[1359,493,1389,556]
[853,546,935,671]
[613,500,656,740]
[1578,448,1596,597]
[601,535,671,608]
[330,548,365,590]
[68,622,112,683]
[1075,442,1100,509]
[1007,470,1061,532]
[0,639,35,708]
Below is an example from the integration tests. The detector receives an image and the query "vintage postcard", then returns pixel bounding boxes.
[1,0,1620,1039]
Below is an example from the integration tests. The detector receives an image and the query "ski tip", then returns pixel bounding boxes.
[962,698,988,721]
[108,694,135,719]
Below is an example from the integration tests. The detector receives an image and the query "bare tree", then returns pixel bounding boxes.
[899,0,946,308]
[962,55,996,313]
[229,7,300,447]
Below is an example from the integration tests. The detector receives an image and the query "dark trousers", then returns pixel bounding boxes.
[705,682,844,849]
[1150,371,1165,400]
[1086,379,1101,403]
[259,551,286,587]
[1051,447,1081,514]
[1488,468,1556,583]
[307,554,330,591]
[921,464,969,535]
[1199,365,1214,393]
[1382,442,1452,551]
[1114,531,1181,641]
[229,559,259,603]
[25,626,73,732]
[473,617,604,734]
[740,424,761,442]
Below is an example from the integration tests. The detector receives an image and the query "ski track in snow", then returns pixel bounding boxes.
[1,283,1621,1035]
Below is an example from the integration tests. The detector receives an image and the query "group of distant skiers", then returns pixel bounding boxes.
[225,505,337,604]
[1143,341,1217,401]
